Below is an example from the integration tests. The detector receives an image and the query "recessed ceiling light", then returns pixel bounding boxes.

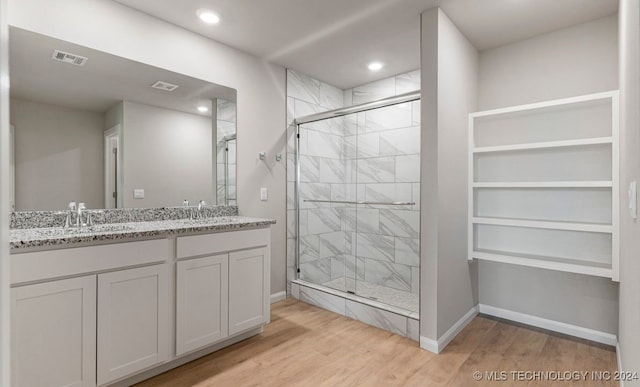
[197,106,209,113]
[368,62,384,71]
[196,9,220,24]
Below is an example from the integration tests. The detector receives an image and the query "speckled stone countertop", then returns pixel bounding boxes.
[10,216,275,251]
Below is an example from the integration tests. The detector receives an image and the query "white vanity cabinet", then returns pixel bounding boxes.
[175,228,271,355]
[229,247,269,335]
[11,275,97,387]
[97,264,170,385]
[176,254,229,355]
[10,225,272,386]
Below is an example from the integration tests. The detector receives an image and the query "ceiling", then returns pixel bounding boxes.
[115,0,618,89]
[9,27,236,115]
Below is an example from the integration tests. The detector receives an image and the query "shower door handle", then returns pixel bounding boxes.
[303,199,415,206]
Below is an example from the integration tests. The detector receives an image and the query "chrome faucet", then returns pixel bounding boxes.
[64,201,92,228]
[64,201,77,228]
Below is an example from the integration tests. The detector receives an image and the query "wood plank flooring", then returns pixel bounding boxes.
[136,299,618,386]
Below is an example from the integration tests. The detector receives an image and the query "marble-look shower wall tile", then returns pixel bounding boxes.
[287,154,296,183]
[344,135,357,159]
[287,209,297,238]
[300,234,320,263]
[356,208,379,234]
[411,266,419,295]
[288,69,320,105]
[344,113,357,135]
[299,258,331,287]
[395,70,421,94]
[395,237,420,266]
[364,183,413,205]
[287,97,296,125]
[345,300,407,336]
[356,157,395,183]
[299,155,320,183]
[287,182,295,210]
[217,120,235,140]
[343,89,353,107]
[412,100,421,125]
[407,317,419,341]
[357,257,366,280]
[299,209,308,236]
[330,256,345,280]
[412,183,420,211]
[299,183,331,209]
[319,158,346,184]
[217,99,237,122]
[307,208,342,234]
[379,126,420,156]
[319,231,346,258]
[287,238,296,268]
[379,209,420,239]
[304,129,342,159]
[320,82,344,110]
[299,286,346,315]
[356,232,395,262]
[342,208,357,232]
[364,260,412,292]
[365,104,412,132]
[395,155,420,182]
[352,77,395,105]
[357,132,380,158]
[344,254,356,279]
[330,184,345,204]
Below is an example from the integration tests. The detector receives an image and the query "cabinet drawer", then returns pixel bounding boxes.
[177,228,270,258]
[11,239,169,285]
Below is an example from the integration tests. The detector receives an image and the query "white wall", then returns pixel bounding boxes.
[420,7,479,344]
[478,15,619,110]
[618,0,640,380]
[11,98,104,210]
[8,0,287,295]
[477,15,619,334]
[121,101,213,208]
[0,0,10,383]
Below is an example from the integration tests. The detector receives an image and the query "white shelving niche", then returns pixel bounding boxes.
[468,91,619,281]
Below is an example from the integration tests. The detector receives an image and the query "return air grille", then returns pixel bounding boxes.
[151,81,180,92]
[51,50,88,66]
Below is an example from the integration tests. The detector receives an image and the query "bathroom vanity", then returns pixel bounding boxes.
[9,214,274,387]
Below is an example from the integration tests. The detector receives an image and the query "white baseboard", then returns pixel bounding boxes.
[617,342,624,387]
[420,336,439,353]
[478,304,617,346]
[270,291,287,304]
[420,305,479,354]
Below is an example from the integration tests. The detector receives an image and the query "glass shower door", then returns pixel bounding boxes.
[296,98,421,313]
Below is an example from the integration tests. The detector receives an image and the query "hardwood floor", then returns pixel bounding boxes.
[137,299,618,386]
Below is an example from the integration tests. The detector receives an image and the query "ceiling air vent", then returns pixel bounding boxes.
[51,49,88,66]
[151,81,180,92]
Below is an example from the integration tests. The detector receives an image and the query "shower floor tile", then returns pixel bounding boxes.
[323,277,418,313]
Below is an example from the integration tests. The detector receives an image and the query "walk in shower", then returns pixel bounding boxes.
[293,91,421,317]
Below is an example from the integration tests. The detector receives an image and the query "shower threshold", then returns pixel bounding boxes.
[291,279,419,341]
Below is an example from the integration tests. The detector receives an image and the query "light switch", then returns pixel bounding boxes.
[133,189,145,199]
[260,187,268,201]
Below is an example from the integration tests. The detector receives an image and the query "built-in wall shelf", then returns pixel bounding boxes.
[472,217,613,233]
[473,181,613,188]
[472,137,613,154]
[468,90,620,281]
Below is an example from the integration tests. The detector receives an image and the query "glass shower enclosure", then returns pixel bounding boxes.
[295,91,421,313]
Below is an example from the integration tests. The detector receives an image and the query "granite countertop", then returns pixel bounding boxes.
[10,216,276,250]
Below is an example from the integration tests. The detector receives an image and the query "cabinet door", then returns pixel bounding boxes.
[97,264,169,385]
[176,254,229,355]
[229,247,269,335]
[12,275,97,387]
